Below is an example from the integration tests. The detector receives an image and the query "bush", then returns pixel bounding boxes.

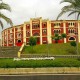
[70,41,76,47]
[29,37,37,46]
[0,58,80,68]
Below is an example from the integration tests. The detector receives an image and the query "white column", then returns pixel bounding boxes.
[63,21,66,43]
[78,21,80,42]
[40,18,42,44]
[7,29,8,46]
[30,19,32,36]
[14,27,16,46]
[2,32,4,46]
[47,20,51,44]
[23,22,26,45]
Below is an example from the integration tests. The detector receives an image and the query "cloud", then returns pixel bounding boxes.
[0,0,76,34]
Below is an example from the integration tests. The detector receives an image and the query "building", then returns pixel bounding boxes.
[1,17,80,46]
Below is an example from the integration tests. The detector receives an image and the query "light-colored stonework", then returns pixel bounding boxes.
[0,67,80,75]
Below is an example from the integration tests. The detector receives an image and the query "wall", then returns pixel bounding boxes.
[0,67,80,75]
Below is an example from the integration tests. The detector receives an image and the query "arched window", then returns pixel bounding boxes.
[68,30,70,33]
[71,30,73,33]
[33,33,40,36]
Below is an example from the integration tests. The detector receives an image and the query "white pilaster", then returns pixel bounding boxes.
[14,27,15,46]
[30,19,32,36]
[63,21,66,43]
[40,17,42,44]
[47,20,51,44]
[78,21,80,42]
[23,23,26,44]
[7,29,8,46]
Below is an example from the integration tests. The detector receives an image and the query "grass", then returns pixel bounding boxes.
[22,43,80,55]
[0,58,80,68]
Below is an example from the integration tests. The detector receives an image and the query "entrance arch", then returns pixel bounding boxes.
[69,37,75,41]
[16,40,22,46]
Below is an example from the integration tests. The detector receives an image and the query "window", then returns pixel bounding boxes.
[26,24,30,29]
[68,29,75,34]
[10,29,12,33]
[43,29,47,34]
[26,31,30,37]
[17,28,21,32]
[54,29,60,34]
[17,33,21,38]
[68,22,75,26]
[9,40,13,44]
[33,24,39,29]
[10,34,13,39]
[44,23,46,26]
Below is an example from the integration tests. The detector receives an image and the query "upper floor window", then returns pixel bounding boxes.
[26,24,30,29]
[17,33,21,38]
[10,29,12,33]
[10,34,13,39]
[26,31,30,37]
[68,22,75,26]
[17,28,21,32]
[68,29,75,34]
[54,23,61,26]
[43,29,47,34]
[33,24,40,29]
[54,29,61,34]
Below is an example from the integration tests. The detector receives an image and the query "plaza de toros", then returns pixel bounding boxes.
[1,17,80,46]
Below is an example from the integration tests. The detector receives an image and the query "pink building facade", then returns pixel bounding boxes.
[1,17,80,46]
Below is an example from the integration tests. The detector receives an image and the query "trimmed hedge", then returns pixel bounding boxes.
[0,58,80,68]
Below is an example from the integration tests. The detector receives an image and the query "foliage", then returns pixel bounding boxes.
[29,37,37,46]
[61,33,66,38]
[52,33,66,43]
[0,1,13,28]
[0,58,80,68]
[70,41,76,47]
[52,34,61,43]
[57,0,80,20]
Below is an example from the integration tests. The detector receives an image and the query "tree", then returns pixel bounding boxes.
[29,37,37,46]
[52,33,66,43]
[0,1,13,29]
[57,0,80,20]
[61,33,66,38]
[70,41,76,47]
[52,34,61,43]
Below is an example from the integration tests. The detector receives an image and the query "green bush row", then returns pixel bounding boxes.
[0,58,80,68]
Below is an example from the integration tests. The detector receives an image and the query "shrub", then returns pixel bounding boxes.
[29,37,37,46]
[70,41,76,47]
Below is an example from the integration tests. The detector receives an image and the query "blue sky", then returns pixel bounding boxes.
[0,0,76,38]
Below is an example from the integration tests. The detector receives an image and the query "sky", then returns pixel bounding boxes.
[0,0,76,37]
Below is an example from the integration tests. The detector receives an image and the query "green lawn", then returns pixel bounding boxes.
[0,58,80,68]
[22,43,80,55]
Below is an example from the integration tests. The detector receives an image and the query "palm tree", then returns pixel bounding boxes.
[57,0,80,20]
[0,1,13,29]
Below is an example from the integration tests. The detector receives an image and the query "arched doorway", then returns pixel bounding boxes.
[16,40,22,46]
[69,37,75,41]
[18,40,21,43]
